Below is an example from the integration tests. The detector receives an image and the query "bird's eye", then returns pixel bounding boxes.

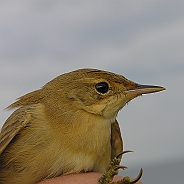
[95,82,109,94]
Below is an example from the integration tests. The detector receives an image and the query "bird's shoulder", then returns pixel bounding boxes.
[0,104,44,155]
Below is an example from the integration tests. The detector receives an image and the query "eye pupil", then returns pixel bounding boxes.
[95,82,109,94]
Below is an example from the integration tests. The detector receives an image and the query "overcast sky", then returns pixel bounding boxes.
[0,0,184,179]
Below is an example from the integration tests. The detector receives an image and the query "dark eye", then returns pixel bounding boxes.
[95,82,109,94]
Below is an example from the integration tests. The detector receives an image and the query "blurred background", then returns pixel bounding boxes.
[0,1,183,183]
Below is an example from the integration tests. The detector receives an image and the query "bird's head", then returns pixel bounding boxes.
[9,69,165,121]
[42,69,165,120]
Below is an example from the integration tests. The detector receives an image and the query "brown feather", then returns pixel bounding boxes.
[0,68,165,184]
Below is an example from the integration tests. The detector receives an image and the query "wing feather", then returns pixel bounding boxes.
[0,108,31,154]
[111,119,123,159]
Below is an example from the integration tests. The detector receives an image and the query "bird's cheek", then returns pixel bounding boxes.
[83,103,107,116]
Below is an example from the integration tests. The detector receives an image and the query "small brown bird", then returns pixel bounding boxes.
[0,68,165,184]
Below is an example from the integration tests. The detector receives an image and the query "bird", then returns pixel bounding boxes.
[0,68,165,184]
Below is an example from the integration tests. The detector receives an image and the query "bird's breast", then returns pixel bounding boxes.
[50,111,112,174]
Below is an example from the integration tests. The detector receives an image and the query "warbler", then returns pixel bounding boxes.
[0,68,165,184]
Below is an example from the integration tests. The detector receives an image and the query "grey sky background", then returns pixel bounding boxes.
[0,1,184,183]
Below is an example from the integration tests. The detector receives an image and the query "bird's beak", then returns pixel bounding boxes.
[125,84,165,96]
